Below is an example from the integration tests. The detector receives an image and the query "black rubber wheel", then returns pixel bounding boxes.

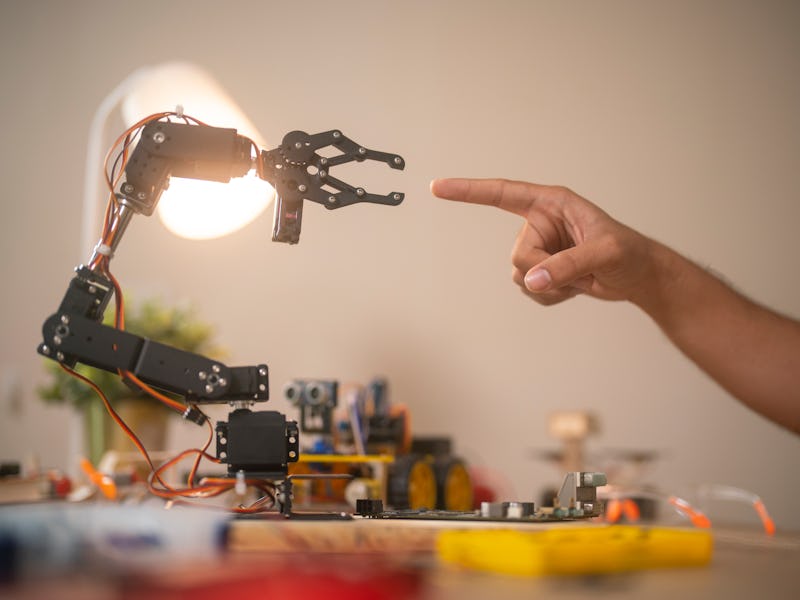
[387,454,437,510]
[434,456,473,511]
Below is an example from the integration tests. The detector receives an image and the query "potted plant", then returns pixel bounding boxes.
[38,297,225,464]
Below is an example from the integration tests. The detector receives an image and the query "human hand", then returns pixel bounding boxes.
[431,178,658,306]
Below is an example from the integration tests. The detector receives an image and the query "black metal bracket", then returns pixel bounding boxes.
[261,129,405,244]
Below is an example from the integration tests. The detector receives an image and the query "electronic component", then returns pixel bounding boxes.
[554,471,607,516]
[216,410,299,479]
[283,379,338,434]
[355,472,606,522]
[285,377,474,513]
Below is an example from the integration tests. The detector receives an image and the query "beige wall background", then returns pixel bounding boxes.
[1,0,798,529]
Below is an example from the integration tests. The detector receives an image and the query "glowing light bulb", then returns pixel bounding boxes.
[120,61,274,239]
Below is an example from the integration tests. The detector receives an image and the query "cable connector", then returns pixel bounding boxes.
[92,242,113,258]
[182,405,206,426]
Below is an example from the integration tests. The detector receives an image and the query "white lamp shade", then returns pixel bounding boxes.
[119,61,274,239]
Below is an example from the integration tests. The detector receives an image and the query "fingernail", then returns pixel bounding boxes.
[524,269,551,291]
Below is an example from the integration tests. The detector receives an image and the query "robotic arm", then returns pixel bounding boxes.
[38,115,405,480]
[262,128,405,243]
[117,120,404,243]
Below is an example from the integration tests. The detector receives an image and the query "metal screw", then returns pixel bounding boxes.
[56,352,65,362]
[328,196,336,204]
[60,315,70,325]
[198,371,207,380]
[298,184,307,193]
[358,147,366,155]
[53,336,62,346]
[218,378,227,387]
[332,131,341,138]
[320,157,328,165]
[289,451,297,458]
[41,345,50,355]
[259,384,266,392]
[137,192,147,200]
[393,193,401,201]
[153,132,166,144]
[356,188,365,197]
[212,365,221,373]
[259,367,267,376]
[393,156,402,165]
[294,141,302,149]
[289,436,296,444]
[319,170,327,178]
[88,286,97,294]
[205,384,214,394]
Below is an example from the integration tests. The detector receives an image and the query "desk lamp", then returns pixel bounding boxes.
[82,61,273,254]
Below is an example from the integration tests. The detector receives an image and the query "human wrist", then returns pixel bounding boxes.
[627,238,686,319]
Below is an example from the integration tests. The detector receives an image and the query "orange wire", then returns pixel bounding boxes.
[605,499,623,523]
[105,270,124,330]
[103,111,174,190]
[64,344,276,512]
[60,364,161,481]
[187,418,215,486]
[147,446,277,512]
[753,500,776,536]
[147,451,224,500]
[669,496,712,529]
[121,372,186,413]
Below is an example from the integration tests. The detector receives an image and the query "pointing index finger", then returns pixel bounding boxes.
[431,177,547,218]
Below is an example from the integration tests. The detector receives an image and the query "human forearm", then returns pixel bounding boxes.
[631,241,800,433]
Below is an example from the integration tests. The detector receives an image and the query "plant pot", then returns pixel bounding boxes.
[83,398,170,465]
[108,399,170,455]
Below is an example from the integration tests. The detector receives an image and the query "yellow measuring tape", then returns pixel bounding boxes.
[436,525,713,576]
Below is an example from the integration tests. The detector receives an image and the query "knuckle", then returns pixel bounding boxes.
[549,185,575,202]
[599,232,625,264]
[511,253,529,271]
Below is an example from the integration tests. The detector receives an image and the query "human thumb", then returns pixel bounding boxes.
[524,242,606,293]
